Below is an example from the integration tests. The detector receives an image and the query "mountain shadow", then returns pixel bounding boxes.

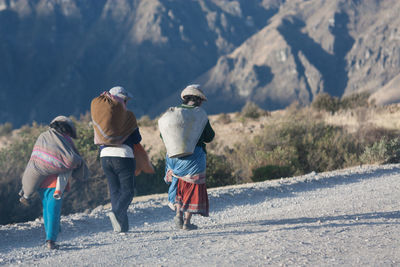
[277,13,354,99]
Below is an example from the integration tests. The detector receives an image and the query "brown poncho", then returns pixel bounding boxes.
[91,92,138,145]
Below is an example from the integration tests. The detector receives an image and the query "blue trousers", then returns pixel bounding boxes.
[101,157,135,232]
[38,188,62,241]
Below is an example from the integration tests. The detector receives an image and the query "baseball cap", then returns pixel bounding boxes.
[109,86,133,100]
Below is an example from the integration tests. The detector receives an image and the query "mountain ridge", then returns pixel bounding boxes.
[0,0,399,126]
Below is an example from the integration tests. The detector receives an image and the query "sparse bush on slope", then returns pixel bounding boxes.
[229,108,400,183]
[135,155,168,196]
[312,92,371,113]
[361,137,400,164]
[216,113,232,124]
[340,92,371,110]
[311,93,341,113]
[230,112,362,183]
[206,153,236,188]
[0,122,13,136]
[241,101,270,119]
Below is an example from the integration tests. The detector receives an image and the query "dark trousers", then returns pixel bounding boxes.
[101,157,136,232]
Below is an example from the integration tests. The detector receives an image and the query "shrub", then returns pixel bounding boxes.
[206,153,236,188]
[312,92,371,113]
[0,122,13,136]
[241,101,270,119]
[138,115,156,127]
[216,113,232,124]
[360,138,400,164]
[58,120,111,214]
[354,124,398,144]
[311,93,340,113]
[135,156,169,196]
[340,92,370,110]
[228,112,366,182]
[251,165,292,182]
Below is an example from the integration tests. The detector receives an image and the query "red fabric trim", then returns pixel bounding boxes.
[176,179,209,217]
[40,174,70,191]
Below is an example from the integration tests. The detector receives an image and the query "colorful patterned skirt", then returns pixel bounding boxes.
[176,179,209,217]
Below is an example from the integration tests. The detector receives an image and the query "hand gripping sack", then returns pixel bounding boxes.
[158,107,208,158]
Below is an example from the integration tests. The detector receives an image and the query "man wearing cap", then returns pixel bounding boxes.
[109,86,134,102]
[161,84,215,230]
[92,86,142,233]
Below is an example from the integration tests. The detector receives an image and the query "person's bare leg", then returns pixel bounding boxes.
[184,212,192,225]
[183,212,197,230]
[175,205,182,217]
[174,204,183,229]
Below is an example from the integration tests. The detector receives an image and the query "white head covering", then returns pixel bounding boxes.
[180,84,207,101]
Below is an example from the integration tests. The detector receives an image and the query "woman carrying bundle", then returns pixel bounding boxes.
[19,116,88,249]
[159,84,215,230]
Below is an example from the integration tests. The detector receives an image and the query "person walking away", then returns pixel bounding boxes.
[159,84,215,230]
[91,86,142,233]
[19,116,89,249]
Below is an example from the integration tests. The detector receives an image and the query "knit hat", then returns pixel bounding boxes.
[180,84,207,101]
[50,116,77,139]
[109,86,133,100]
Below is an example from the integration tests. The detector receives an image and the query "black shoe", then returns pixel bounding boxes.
[183,223,198,231]
[174,216,184,229]
[46,240,59,250]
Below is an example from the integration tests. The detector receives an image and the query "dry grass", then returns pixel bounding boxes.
[140,103,400,158]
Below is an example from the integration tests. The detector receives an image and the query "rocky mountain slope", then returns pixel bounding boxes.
[0,0,399,126]
[198,0,400,113]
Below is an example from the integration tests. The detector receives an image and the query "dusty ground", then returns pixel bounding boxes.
[1,164,399,266]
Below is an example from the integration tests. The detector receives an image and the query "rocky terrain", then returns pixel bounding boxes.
[199,0,400,113]
[0,0,399,127]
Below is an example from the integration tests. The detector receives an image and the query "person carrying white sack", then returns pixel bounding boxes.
[19,116,89,249]
[159,84,215,230]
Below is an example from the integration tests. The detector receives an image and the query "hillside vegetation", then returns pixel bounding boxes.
[1,93,400,225]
